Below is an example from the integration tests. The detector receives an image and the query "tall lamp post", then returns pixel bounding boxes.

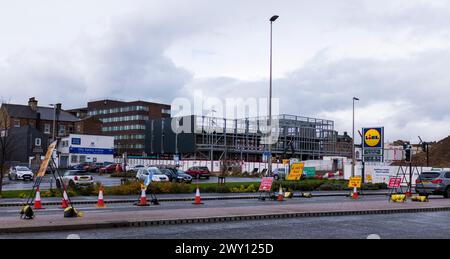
[267,15,279,176]
[49,104,57,142]
[352,97,360,177]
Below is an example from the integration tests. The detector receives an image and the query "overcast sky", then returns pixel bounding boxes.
[1,0,450,143]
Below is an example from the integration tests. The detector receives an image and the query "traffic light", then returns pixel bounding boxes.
[421,142,427,152]
[405,145,412,163]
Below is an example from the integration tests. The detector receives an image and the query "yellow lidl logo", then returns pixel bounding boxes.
[364,129,381,147]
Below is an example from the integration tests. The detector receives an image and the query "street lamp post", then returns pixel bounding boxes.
[352,97,360,177]
[49,104,57,142]
[268,15,279,176]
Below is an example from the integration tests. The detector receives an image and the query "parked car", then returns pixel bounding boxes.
[69,163,88,171]
[84,163,104,173]
[272,168,287,180]
[135,167,169,182]
[58,170,94,188]
[126,164,145,173]
[8,166,34,181]
[416,170,450,198]
[160,168,192,183]
[99,163,121,174]
[185,166,211,179]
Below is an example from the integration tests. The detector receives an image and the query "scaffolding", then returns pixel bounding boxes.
[189,114,339,162]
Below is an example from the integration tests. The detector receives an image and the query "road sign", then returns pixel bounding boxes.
[287,163,305,181]
[259,177,274,191]
[388,177,402,188]
[173,154,180,163]
[366,174,373,183]
[262,151,271,163]
[303,167,316,178]
[37,141,57,178]
[348,177,362,188]
[362,127,384,163]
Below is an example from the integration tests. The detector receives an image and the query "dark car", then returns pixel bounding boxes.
[185,166,211,179]
[84,163,104,173]
[99,163,121,174]
[69,163,88,171]
[160,168,193,183]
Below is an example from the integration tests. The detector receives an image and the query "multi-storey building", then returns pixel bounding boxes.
[146,114,346,161]
[72,99,171,156]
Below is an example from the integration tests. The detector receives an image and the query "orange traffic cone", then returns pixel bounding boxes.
[34,187,43,209]
[193,187,203,205]
[61,189,69,209]
[96,186,105,208]
[277,185,284,202]
[137,188,149,206]
[352,187,358,200]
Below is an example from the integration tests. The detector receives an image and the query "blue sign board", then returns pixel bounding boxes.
[69,147,114,155]
[71,138,81,145]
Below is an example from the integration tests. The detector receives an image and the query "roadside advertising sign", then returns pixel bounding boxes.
[348,177,362,188]
[303,167,316,178]
[388,177,402,188]
[362,127,384,163]
[287,163,305,181]
[36,141,57,178]
[259,177,274,191]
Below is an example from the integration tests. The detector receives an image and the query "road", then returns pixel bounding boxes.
[2,210,449,239]
[0,194,401,217]
[1,175,260,191]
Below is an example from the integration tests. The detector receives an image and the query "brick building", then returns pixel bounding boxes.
[0,97,80,140]
[72,99,171,156]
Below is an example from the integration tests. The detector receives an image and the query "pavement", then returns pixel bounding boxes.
[4,211,449,239]
[1,175,260,191]
[1,196,449,234]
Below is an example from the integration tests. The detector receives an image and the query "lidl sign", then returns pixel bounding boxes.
[363,127,384,149]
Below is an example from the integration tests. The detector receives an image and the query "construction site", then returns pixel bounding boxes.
[145,114,351,163]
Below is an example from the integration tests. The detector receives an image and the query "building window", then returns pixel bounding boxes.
[44,124,51,134]
[13,120,20,128]
[58,125,66,136]
[71,155,78,164]
[79,155,86,163]
[162,108,171,115]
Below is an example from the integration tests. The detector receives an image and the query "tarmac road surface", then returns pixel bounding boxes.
[2,211,450,239]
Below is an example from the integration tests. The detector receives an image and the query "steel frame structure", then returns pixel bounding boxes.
[190,114,338,162]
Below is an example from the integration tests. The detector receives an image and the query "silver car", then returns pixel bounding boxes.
[415,170,450,198]
[8,166,34,181]
[136,167,169,182]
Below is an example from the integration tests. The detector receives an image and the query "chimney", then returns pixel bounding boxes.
[28,97,38,111]
[56,103,62,111]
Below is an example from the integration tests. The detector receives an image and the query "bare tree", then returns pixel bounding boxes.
[0,102,14,195]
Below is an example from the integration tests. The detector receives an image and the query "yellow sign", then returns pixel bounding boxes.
[282,159,290,165]
[348,177,362,188]
[366,175,373,183]
[36,141,57,177]
[287,163,305,181]
[364,129,381,147]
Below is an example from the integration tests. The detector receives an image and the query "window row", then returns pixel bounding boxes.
[114,134,146,140]
[88,105,149,116]
[101,115,149,123]
[102,124,146,132]
[114,144,145,149]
